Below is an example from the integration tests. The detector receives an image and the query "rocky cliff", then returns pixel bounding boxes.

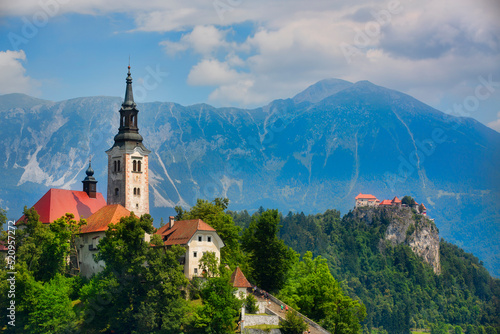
[352,206,441,274]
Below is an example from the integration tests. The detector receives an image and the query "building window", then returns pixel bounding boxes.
[136,203,139,209]
[194,268,198,275]
[133,160,137,171]
[198,236,202,242]
[193,251,197,258]
[118,160,121,171]
[207,236,212,242]
[115,188,119,196]
[138,161,142,172]
[133,188,137,195]
[137,188,140,195]
[114,160,117,172]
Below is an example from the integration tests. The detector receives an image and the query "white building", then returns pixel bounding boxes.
[355,193,380,207]
[155,217,225,279]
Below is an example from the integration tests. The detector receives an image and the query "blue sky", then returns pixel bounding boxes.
[0,0,499,129]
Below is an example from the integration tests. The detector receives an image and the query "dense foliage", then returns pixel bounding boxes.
[241,207,500,332]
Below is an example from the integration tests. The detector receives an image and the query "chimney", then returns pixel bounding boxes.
[169,216,175,228]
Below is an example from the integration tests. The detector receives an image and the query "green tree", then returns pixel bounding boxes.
[26,274,77,333]
[191,272,243,334]
[81,213,189,333]
[245,294,259,314]
[431,322,449,334]
[199,251,220,278]
[15,207,85,281]
[281,310,308,334]
[242,209,295,292]
[280,252,366,333]
[401,196,416,206]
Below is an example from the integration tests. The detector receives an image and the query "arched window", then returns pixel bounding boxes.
[137,188,140,195]
[115,188,119,196]
[133,160,137,171]
[133,188,137,195]
[117,160,121,172]
[114,161,117,172]
[138,161,142,172]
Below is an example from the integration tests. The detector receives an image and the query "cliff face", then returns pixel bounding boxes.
[353,206,441,274]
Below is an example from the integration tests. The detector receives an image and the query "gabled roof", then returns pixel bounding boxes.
[17,188,106,224]
[421,203,427,210]
[379,199,393,205]
[355,193,378,200]
[156,219,216,246]
[231,267,252,288]
[392,196,401,204]
[80,204,131,234]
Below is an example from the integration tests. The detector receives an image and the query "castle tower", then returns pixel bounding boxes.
[106,66,151,216]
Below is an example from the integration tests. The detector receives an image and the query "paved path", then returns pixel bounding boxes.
[254,294,325,334]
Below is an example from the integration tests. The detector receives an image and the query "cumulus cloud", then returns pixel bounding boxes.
[0,50,39,95]
[160,25,230,56]
[2,0,499,120]
[487,112,500,132]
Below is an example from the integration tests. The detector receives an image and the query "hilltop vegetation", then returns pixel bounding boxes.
[231,206,499,332]
[1,201,499,333]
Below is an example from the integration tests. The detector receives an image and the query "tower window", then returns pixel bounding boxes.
[137,188,140,195]
[117,160,121,172]
[136,203,139,209]
[115,188,119,196]
[133,188,137,195]
[114,161,117,172]
[138,161,142,172]
[133,160,137,172]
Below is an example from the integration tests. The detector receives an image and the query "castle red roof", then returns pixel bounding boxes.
[379,199,393,205]
[17,188,106,224]
[231,267,252,288]
[421,203,427,210]
[80,204,131,234]
[355,193,378,200]
[392,196,401,204]
[156,219,216,246]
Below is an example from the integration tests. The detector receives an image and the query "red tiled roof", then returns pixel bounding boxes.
[0,241,7,252]
[231,267,252,288]
[17,189,106,224]
[355,193,378,200]
[392,196,401,203]
[156,219,215,246]
[80,204,131,234]
[379,199,393,205]
[421,203,427,210]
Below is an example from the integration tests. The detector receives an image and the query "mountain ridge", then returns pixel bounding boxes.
[1,79,498,276]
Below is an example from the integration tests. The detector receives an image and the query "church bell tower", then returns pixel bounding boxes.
[106,66,151,216]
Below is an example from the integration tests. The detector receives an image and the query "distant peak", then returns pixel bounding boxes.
[293,78,353,104]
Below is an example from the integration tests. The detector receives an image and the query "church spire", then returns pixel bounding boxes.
[122,65,136,108]
[82,158,97,198]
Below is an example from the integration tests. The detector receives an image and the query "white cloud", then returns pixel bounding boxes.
[487,112,500,132]
[160,25,230,56]
[0,50,39,95]
[187,58,244,86]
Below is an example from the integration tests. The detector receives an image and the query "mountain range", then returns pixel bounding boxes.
[0,79,498,276]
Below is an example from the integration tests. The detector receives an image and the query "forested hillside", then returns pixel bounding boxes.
[231,207,500,332]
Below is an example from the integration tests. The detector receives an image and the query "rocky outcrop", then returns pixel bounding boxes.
[353,206,441,274]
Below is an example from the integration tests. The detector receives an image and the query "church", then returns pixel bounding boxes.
[17,66,224,279]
